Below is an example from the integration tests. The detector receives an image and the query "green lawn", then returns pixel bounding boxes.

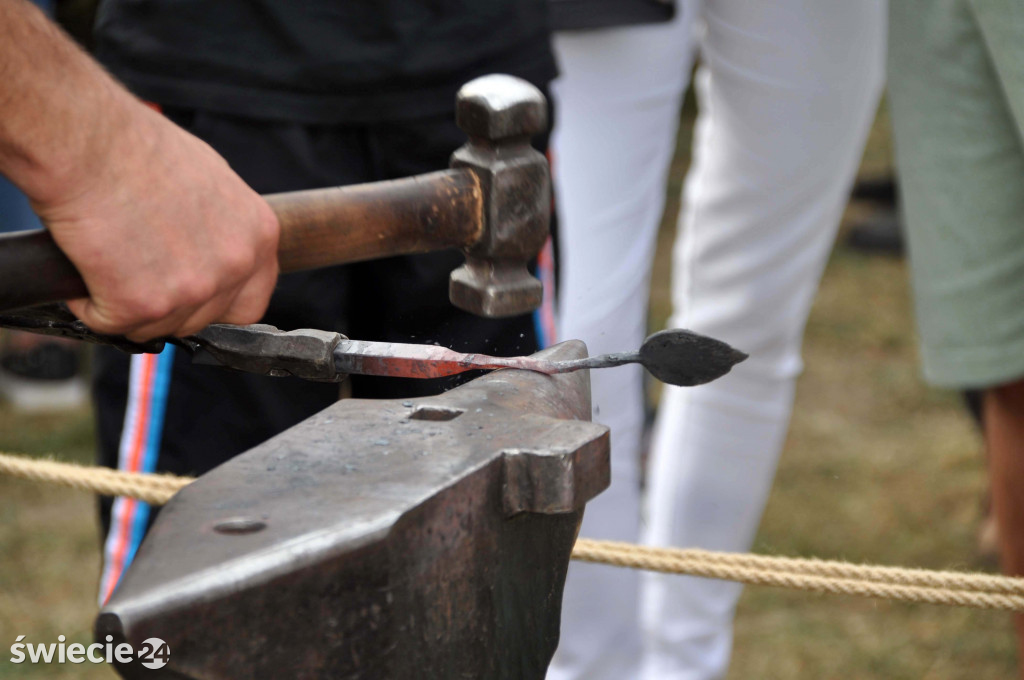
[0,407,116,679]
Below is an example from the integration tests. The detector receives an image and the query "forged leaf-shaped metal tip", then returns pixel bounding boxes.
[638,329,748,387]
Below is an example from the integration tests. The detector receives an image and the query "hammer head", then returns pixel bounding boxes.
[449,75,551,318]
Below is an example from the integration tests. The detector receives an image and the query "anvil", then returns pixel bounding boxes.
[96,339,610,679]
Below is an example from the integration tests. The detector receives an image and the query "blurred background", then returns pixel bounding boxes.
[0,81,1015,680]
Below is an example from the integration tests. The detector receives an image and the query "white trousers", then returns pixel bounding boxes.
[549,3,886,679]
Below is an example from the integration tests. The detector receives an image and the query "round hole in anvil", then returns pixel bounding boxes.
[213,518,267,535]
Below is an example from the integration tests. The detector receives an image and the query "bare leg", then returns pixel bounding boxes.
[983,378,1024,674]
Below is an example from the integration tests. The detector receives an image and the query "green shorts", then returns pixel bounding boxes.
[889,0,1024,388]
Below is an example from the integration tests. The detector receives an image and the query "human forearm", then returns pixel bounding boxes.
[0,0,135,205]
[0,0,280,340]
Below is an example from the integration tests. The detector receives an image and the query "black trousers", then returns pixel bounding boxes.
[94,101,556,549]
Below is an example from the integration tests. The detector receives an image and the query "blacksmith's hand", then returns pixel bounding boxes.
[0,0,280,342]
[38,104,280,342]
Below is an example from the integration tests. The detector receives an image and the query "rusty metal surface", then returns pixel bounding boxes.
[190,324,345,382]
[97,339,609,680]
[449,75,551,318]
[332,329,747,387]
[0,308,746,389]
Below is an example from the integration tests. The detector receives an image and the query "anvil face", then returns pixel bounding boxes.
[97,340,610,680]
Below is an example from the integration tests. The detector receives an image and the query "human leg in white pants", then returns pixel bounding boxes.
[548,12,699,680]
[641,3,886,679]
[550,2,886,679]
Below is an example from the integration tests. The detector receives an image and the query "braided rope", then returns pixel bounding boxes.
[3,451,1023,611]
[571,540,1024,611]
[571,538,1024,596]
[0,451,188,505]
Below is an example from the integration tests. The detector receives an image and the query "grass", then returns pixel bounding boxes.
[0,407,116,679]
[728,246,1017,679]
[0,101,1017,678]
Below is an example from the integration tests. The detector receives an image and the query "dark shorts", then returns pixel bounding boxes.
[94,100,557,600]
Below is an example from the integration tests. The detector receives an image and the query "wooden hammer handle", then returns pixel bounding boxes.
[272,168,482,272]
[0,168,482,313]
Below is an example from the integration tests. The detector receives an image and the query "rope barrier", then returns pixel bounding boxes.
[3,451,1023,611]
[571,538,1024,596]
[571,540,1024,611]
[0,451,188,505]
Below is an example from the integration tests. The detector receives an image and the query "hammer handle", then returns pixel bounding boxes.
[272,169,482,272]
[0,169,483,313]
[0,230,86,311]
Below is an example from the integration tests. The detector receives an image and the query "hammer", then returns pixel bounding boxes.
[0,74,550,318]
